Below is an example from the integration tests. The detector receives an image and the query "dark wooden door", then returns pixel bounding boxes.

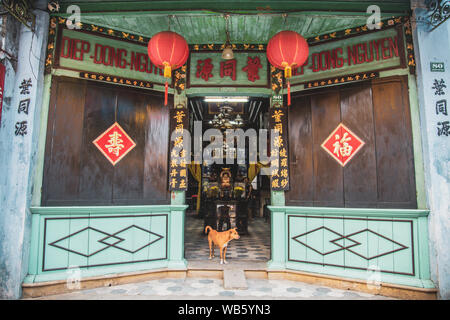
[286,76,417,209]
[42,76,171,206]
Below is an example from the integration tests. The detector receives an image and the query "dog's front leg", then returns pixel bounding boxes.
[208,238,213,260]
[220,246,224,264]
[223,246,228,264]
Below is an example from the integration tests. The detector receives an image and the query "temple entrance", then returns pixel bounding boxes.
[184,96,271,262]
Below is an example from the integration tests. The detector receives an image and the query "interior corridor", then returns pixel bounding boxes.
[184,212,270,262]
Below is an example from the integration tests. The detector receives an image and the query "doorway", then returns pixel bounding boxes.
[184,96,271,262]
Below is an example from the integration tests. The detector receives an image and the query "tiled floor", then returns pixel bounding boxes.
[184,214,271,261]
[28,277,393,300]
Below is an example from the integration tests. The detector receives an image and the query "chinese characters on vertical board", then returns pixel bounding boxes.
[169,106,189,191]
[269,100,290,191]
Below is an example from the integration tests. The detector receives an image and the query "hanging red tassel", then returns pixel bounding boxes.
[164,81,168,106]
[287,80,291,106]
[163,64,171,106]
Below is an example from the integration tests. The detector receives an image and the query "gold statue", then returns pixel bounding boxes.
[220,168,232,190]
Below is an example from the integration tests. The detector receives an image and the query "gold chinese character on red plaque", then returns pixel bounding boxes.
[321,123,364,167]
[93,122,136,165]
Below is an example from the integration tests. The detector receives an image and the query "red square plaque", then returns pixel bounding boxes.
[321,123,365,167]
[93,122,136,165]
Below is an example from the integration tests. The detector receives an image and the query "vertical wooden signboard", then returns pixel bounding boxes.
[169,106,189,191]
[269,97,290,191]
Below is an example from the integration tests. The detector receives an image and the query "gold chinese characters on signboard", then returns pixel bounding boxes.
[169,107,189,191]
[269,105,289,191]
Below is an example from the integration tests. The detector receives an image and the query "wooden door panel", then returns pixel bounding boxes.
[340,84,378,207]
[43,78,86,205]
[286,96,314,206]
[78,83,116,204]
[372,77,416,208]
[143,95,171,203]
[311,90,344,207]
[42,77,170,206]
[286,76,416,209]
[112,89,145,204]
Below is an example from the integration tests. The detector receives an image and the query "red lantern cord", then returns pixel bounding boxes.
[164,81,168,105]
[287,80,291,106]
[163,62,170,106]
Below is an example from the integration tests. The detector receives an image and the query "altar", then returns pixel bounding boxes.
[200,165,250,235]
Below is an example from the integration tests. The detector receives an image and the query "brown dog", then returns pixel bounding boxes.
[205,226,240,264]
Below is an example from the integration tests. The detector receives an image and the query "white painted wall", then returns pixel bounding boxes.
[412,0,450,299]
[0,9,49,299]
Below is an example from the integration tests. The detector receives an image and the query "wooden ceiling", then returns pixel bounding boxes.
[56,1,411,44]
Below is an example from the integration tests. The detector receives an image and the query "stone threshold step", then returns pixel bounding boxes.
[187,259,267,271]
[223,269,248,290]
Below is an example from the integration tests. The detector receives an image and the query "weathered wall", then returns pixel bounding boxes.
[0,12,22,300]
[0,8,49,299]
[411,0,450,299]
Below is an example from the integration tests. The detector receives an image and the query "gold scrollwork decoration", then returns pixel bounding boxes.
[2,0,36,31]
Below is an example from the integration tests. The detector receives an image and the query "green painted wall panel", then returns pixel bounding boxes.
[304,216,324,265]
[43,218,70,271]
[86,215,134,268]
[27,206,185,282]
[288,216,307,262]
[392,220,414,275]
[368,219,394,273]
[148,215,168,261]
[268,210,286,270]
[131,215,152,262]
[343,218,369,271]
[67,214,89,269]
[270,206,432,288]
[323,216,345,267]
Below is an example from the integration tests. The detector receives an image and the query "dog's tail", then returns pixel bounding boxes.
[205,226,213,234]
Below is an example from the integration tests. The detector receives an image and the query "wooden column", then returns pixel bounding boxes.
[168,83,188,269]
[268,66,287,270]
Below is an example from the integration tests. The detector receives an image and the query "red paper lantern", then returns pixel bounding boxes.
[147,31,189,105]
[267,31,309,105]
